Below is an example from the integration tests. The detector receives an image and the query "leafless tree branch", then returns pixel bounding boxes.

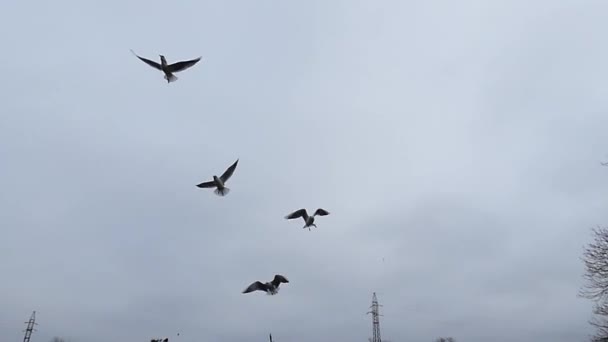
[581,226,608,340]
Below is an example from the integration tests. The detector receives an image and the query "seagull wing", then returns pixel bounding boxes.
[285,209,308,221]
[242,281,267,293]
[196,180,215,188]
[130,50,162,70]
[220,159,239,182]
[314,208,330,216]
[271,274,289,287]
[167,57,202,73]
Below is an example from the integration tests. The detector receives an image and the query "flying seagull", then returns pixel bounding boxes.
[196,159,239,196]
[285,208,330,230]
[130,50,201,83]
[242,274,289,295]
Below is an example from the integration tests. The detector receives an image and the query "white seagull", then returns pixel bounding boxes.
[284,208,330,230]
[131,50,201,83]
[242,275,289,295]
[196,159,239,196]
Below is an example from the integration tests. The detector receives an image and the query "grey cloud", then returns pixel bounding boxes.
[1,1,607,342]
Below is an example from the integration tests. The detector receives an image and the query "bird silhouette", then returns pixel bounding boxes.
[196,159,239,196]
[131,50,201,83]
[285,208,330,230]
[242,275,289,295]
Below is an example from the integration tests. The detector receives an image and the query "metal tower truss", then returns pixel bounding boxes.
[367,293,383,342]
[23,311,38,342]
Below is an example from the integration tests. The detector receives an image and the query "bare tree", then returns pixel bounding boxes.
[581,226,608,341]
[435,338,456,342]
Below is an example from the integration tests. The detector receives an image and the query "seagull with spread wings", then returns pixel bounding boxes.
[284,208,329,230]
[130,50,201,83]
[196,159,239,196]
[242,275,289,295]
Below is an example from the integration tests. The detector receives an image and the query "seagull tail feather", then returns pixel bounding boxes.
[164,73,178,83]
[214,187,230,196]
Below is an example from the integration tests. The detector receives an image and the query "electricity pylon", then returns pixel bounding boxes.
[23,311,38,342]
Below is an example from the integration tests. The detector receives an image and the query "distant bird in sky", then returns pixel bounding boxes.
[285,208,330,230]
[196,159,239,196]
[242,274,289,295]
[130,50,201,83]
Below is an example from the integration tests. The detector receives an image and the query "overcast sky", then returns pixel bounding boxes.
[1,0,607,341]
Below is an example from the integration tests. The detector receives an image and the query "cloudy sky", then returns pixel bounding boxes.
[1,0,607,341]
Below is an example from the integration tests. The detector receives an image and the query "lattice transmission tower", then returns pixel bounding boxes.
[22,311,38,342]
[367,292,382,342]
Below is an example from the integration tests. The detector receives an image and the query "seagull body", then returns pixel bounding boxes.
[131,50,201,83]
[242,275,289,295]
[196,159,239,196]
[285,208,329,230]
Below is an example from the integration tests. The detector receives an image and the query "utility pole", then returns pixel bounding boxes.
[23,311,38,342]
[367,293,382,342]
